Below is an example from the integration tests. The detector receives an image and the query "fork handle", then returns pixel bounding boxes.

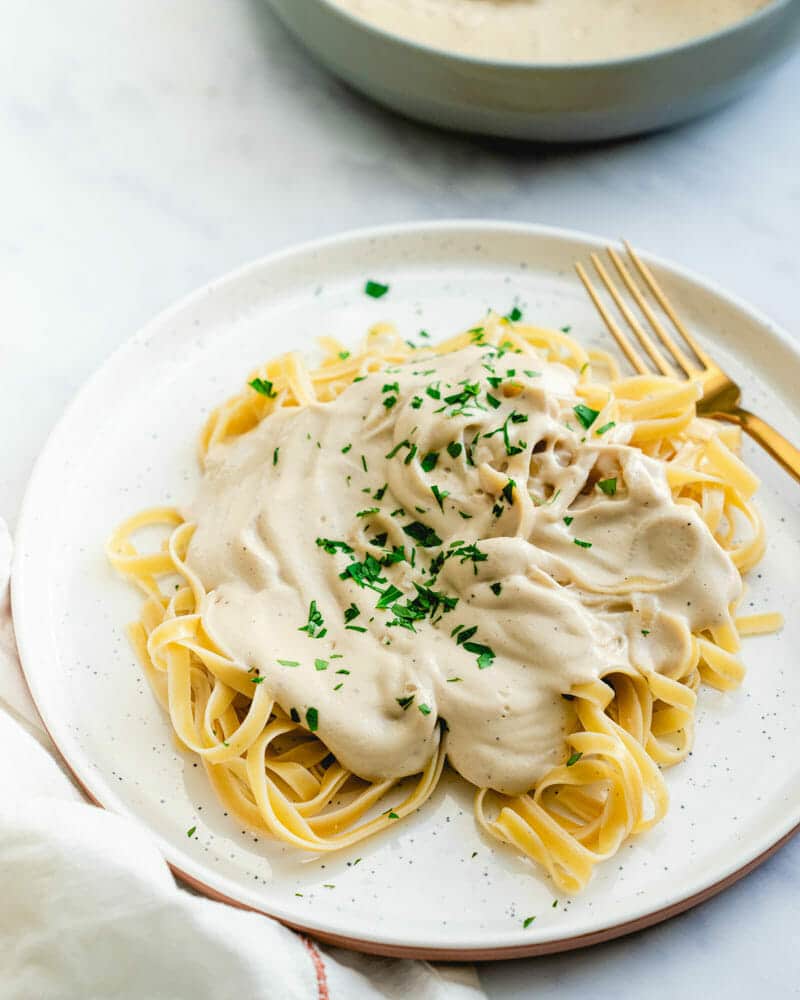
[713,407,800,484]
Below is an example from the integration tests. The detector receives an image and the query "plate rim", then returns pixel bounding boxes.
[12,219,800,959]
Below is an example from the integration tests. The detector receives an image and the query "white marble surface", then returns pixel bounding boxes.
[1,2,799,995]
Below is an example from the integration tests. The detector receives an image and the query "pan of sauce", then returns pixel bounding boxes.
[265,0,800,140]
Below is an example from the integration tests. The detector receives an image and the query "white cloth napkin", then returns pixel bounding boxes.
[0,519,485,1000]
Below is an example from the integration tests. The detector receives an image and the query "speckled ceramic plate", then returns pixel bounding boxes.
[12,222,800,959]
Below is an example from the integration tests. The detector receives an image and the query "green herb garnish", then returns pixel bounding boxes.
[566,751,583,767]
[249,378,277,398]
[597,477,617,496]
[365,280,389,298]
[573,403,600,429]
[298,600,327,639]
[356,507,379,518]
[403,521,442,547]
[316,537,354,555]
[431,484,449,511]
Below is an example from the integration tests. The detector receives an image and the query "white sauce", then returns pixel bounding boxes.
[187,346,740,795]
[330,0,771,63]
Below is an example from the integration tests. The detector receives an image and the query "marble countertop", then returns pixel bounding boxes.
[2,2,799,995]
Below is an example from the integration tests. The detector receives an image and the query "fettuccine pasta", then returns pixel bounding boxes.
[108,312,779,892]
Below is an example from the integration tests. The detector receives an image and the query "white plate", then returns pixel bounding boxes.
[12,222,800,959]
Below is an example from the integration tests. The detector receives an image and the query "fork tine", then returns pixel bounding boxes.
[591,253,673,377]
[607,247,697,377]
[575,262,648,375]
[623,241,713,372]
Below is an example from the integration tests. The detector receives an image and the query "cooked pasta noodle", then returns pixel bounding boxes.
[108,313,779,892]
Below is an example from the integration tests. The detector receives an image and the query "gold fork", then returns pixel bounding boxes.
[575,242,800,483]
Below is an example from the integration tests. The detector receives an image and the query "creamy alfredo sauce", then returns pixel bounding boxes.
[331,0,771,63]
[187,345,740,796]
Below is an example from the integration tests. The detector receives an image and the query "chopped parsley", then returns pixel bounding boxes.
[386,439,410,460]
[421,451,439,472]
[431,484,449,511]
[466,643,495,670]
[249,377,277,398]
[443,382,481,409]
[316,537,354,555]
[277,659,300,668]
[314,659,328,671]
[376,584,404,609]
[340,553,387,590]
[597,477,617,496]
[344,603,361,624]
[595,421,616,436]
[490,582,502,596]
[403,521,442,547]
[411,395,423,410]
[341,443,352,454]
[566,751,583,767]
[364,280,389,298]
[298,600,327,639]
[305,707,319,732]
[573,403,600,430]
[484,410,528,456]
[486,393,501,409]
[396,695,415,710]
[273,447,279,466]
[506,306,523,322]
[426,383,441,401]
[523,916,536,929]
[447,441,462,459]
[338,350,350,360]
[418,703,432,716]
[404,444,418,465]
[385,583,457,632]
[186,826,197,838]
[641,629,651,637]
[563,516,574,526]
[356,507,379,518]
[251,676,265,684]
[573,538,592,549]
